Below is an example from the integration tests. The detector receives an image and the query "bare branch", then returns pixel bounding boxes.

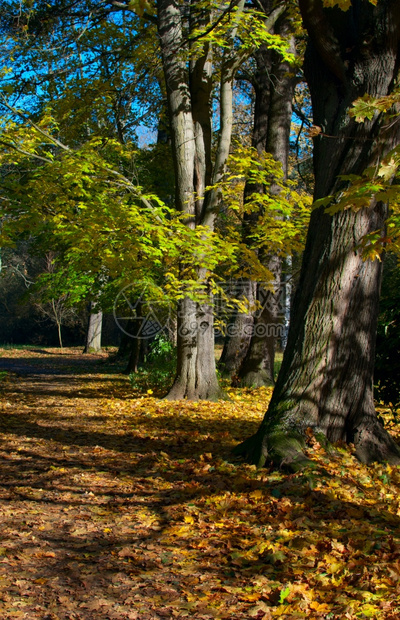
[1,98,71,152]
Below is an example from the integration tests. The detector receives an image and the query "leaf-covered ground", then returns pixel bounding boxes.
[0,347,400,619]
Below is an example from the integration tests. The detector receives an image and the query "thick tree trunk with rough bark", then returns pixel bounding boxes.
[236,0,400,468]
[158,0,293,400]
[158,0,224,400]
[218,280,256,380]
[166,295,222,400]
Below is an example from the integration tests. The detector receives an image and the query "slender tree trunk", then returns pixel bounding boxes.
[51,299,64,349]
[237,27,296,387]
[218,39,272,382]
[218,280,256,380]
[56,321,63,349]
[236,0,400,468]
[117,328,132,358]
[57,324,63,349]
[237,267,282,387]
[124,338,142,374]
[83,302,102,353]
[119,301,147,374]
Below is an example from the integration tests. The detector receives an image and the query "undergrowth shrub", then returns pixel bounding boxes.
[375,254,400,419]
[129,335,177,394]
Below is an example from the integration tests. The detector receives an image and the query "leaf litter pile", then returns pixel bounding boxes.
[0,348,400,619]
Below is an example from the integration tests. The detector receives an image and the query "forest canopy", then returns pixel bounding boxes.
[0,0,400,464]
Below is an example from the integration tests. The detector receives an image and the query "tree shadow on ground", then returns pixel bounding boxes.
[1,361,400,618]
[0,351,126,377]
[1,432,399,620]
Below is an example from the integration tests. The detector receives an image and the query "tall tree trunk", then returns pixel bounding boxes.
[158,0,290,400]
[83,302,102,353]
[237,26,296,387]
[218,280,256,380]
[124,338,142,374]
[237,268,282,387]
[158,0,224,400]
[236,0,400,468]
[121,301,145,374]
[218,37,273,382]
[51,299,64,349]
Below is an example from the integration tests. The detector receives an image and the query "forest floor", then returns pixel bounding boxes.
[0,347,400,619]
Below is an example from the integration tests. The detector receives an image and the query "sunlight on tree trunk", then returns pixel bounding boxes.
[236,0,400,469]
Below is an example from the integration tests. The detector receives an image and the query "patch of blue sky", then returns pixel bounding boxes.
[0,3,159,141]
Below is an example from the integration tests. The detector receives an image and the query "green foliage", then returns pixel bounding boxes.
[0,0,311,346]
[214,144,311,277]
[190,3,296,65]
[0,114,242,309]
[374,254,400,417]
[129,335,177,394]
[310,88,400,260]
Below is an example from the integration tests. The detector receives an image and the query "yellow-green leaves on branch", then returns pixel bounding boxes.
[350,90,400,122]
[322,0,377,8]
[211,144,312,266]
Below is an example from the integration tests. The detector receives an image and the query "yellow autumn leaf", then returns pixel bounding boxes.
[322,554,343,574]
[240,592,261,602]
[272,605,291,616]
[377,158,398,181]
[310,601,331,612]
[184,515,195,524]
[357,603,381,617]
[249,489,263,499]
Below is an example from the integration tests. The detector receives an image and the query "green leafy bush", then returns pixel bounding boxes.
[129,335,177,395]
[374,255,400,418]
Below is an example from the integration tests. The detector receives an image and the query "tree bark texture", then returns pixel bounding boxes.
[166,295,222,400]
[237,265,282,388]
[83,302,102,353]
[236,0,400,468]
[219,45,272,382]
[158,0,223,400]
[237,22,296,387]
[218,280,256,379]
[158,0,298,399]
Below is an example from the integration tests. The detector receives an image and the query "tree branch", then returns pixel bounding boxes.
[298,0,347,84]
[1,98,71,152]
[0,140,53,164]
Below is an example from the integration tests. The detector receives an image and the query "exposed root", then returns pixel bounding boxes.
[234,428,314,472]
[354,419,400,465]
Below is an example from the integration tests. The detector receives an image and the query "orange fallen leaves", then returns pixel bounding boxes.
[0,348,400,619]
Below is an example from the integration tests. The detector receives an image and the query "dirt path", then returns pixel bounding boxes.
[0,349,264,620]
[0,350,142,619]
[0,347,121,376]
